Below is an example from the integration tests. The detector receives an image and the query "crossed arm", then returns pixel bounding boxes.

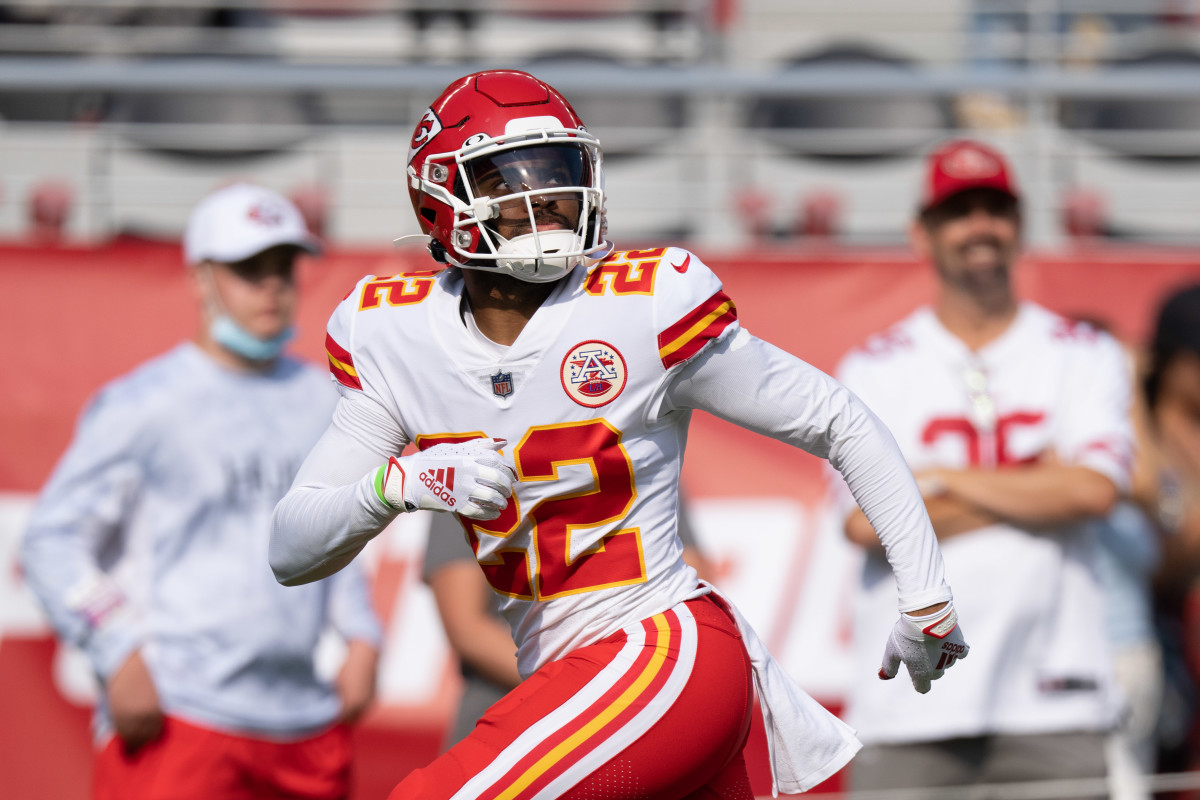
[844,462,1119,550]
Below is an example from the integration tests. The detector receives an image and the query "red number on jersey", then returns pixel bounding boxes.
[416,432,530,599]
[922,411,1046,466]
[517,420,644,598]
[585,249,664,296]
[359,272,438,310]
[417,421,646,600]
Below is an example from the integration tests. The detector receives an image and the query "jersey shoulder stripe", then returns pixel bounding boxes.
[325,332,362,391]
[657,289,737,368]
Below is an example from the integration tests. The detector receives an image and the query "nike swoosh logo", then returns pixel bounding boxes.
[672,254,691,273]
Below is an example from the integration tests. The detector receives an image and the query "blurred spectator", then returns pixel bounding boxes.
[967,1,1161,69]
[1095,499,1163,800]
[1134,284,1200,782]
[835,139,1133,797]
[1080,317,1164,800]
[20,182,381,800]
[289,183,331,242]
[1062,187,1110,241]
[28,180,74,244]
[423,501,714,749]
[794,189,843,241]
[1139,285,1200,561]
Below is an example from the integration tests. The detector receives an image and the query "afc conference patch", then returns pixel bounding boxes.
[561,340,627,408]
[491,370,514,398]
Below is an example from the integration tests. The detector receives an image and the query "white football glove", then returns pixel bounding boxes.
[879,602,969,694]
[376,439,516,520]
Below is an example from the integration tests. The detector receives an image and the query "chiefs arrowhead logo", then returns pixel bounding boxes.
[408,108,443,164]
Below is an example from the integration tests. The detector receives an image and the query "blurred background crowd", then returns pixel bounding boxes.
[3,2,1200,799]
[4,0,1200,247]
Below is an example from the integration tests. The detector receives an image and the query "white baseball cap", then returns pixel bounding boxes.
[184,182,321,265]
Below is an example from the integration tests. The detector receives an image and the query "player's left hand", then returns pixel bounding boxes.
[878,601,969,693]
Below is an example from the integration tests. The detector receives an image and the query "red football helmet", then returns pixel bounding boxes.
[406,70,609,282]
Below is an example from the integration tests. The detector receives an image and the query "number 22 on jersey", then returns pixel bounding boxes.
[417,419,646,600]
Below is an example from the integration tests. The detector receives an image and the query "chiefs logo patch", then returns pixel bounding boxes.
[561,341,627,408]
[408,108,443,164]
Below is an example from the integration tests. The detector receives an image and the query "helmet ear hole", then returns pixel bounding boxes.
[420,208,437,227]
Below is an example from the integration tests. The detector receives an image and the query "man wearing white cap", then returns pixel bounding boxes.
[21,182,382,800]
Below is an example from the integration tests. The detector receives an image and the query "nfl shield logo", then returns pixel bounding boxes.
[491,370,513,398]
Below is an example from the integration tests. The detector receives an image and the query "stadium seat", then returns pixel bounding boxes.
[1059,47,1200,161]
[747,43,953,161]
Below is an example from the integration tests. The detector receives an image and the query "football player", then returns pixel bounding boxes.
[270,70,968,799]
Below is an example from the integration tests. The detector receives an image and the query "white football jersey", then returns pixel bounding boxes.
[325,247,737,674]
[836,303,1133,742]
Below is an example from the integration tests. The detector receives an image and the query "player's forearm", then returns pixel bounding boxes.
[269,421,400,586]
[429,562,523,688]
[929,464,1118,526]
[670,331,950,611]
[845,495,999,550]
[830,417,951,611]
[452,620,524,689]
[270,475,394,586]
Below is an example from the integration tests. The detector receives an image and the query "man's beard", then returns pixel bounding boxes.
[936,236,1014,297]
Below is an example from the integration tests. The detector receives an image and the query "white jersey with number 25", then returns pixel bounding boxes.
[836,303,1133,742]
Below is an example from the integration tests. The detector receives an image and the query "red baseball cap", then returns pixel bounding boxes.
[919,139,1019,213]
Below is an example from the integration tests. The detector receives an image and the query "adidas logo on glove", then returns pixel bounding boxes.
[420,468,457,506]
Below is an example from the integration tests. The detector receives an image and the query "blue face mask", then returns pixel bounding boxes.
[210,315,295,361]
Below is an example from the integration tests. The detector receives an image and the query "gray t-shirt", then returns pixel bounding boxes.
[22,343,382,740]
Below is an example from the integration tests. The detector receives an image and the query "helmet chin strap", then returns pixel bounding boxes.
[194,263,294,361]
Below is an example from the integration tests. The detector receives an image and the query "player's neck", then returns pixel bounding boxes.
[934,287,1018,352]
[460,270,557,346]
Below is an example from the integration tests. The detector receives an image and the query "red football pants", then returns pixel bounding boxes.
[391,594,755,800]
[92,716,352,800]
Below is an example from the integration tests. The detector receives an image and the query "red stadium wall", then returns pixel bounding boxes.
[1,239,1198,799]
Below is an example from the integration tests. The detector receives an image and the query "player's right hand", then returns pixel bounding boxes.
[878,601,969,694]
[380,438,516,520]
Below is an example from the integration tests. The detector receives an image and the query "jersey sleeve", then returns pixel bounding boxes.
[664,330,951,611]
[1056,328,1135,491]
[827,347,888,516]
[653,248,740,371]
[325,279,371,398]
[19,384,148,680]
[324,277,409,457]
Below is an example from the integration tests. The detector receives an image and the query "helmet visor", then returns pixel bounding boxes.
[465,143,591,200]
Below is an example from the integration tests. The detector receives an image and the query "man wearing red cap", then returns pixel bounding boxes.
[832,139,1134,795]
